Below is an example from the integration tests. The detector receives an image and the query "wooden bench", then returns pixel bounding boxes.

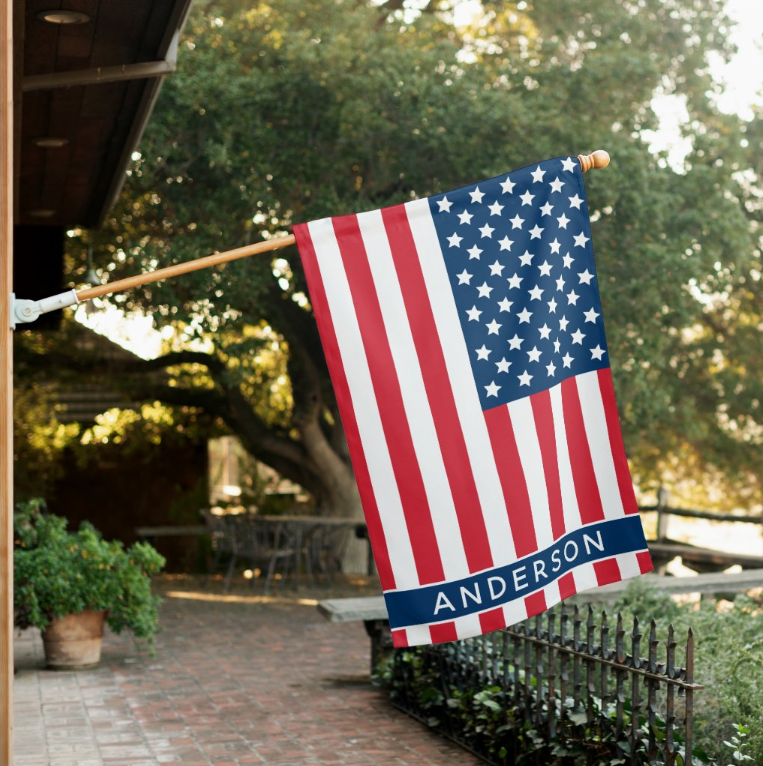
[318,569,763,670]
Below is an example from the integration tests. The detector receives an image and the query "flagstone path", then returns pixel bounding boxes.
[14,577,479,766]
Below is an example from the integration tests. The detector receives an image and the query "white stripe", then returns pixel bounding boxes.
[357,210,469,580]
[307,218,419,590]
[543,579,562,608]
[549,383,583,533]
[454,613,484,641]
[576,371,624,521]
[614,551,642,581]
[405,199,517,566]
[405,625,433,647]
[506,398,555,550]
[571,561,600,595]
[503,598,528,630]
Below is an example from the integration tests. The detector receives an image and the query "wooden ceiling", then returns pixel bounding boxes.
[16,0,192,228]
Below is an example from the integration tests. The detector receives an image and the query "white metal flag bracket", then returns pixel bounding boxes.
[9,289,80,330]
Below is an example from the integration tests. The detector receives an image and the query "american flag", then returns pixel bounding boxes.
[294,156,652,647]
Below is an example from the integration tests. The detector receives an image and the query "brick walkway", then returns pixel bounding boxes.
[14,578,480,766]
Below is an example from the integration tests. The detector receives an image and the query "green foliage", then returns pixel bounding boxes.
[381,583,763,766]
[63,0,763,508]
[14,500,165,643]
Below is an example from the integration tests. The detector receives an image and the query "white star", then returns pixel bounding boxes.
[477,282,493,298]
[520,190,535,206]
[466,306,482,322]
[497,297,513,312]
[547,297,558,313]
[517,308,533,324]
[507,273,523,290]
[559,315,570,331]
[518,250,534,266]
[557,213,570,229]
[458,210,474,225]
[567,290,580,306]
[573,232,590,248]
[553,338,561,353]
[498,236,514,252]
[518,370,533,386]
[437,196,453,213]
[456,269,472,285]
[561,157,576,172]
[528,285,544,301]
[488,260,505,276]
[569,194,584,209]
[556,276,566,291]
[479,223,495,238]
[529,225,544,240]
[546,361,557,376]
[509,214,524,229]
[500,177,516,194]
[468,245,483,260]
[507,334,523,350]
[538,323,551,340]
[578,269,594,285]
[527,346,542,363]
[486,319,502,335]
[531,166,546,183]
[496,357,511,373]
[488,201,504,216]
[549,238,561,254]
[590,345,607,361]
[447,232,463,248]
[476,345,491,360]
[485,381,501,397]
[562,353,574,368]
[584,307,600,323]
[549,177,565,193]
[470,186,485,204]
[538,261,553,277]
[540,202,554,216]
[571,329,585,345]
[562,252,574,269]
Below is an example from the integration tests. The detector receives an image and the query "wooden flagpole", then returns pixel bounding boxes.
[76,151,609,304]
[0,2,13,762]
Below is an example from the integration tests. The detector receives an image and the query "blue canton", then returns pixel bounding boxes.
[428,156,609,411]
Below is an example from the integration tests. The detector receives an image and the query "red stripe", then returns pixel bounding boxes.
[524,591,547,618]
[430,622,458,644]
[479,608,506,635]
[332,216,445,585]
[594,558,621,586]
[530,390,566,540]
[561,377,604,524]
[391,629,408,648]
[484,405,538,557]
[381,204,494,574]
[597,369,639,514]
[558,572,577,600]
[637,551,654,574]
[293,223,396,591]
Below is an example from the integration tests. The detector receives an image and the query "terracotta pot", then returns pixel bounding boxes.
[42,609,107,670]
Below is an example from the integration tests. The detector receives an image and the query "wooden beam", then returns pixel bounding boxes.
[0,1,13,762]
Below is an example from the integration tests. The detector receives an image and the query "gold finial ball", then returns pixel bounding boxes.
[578,150,610,173]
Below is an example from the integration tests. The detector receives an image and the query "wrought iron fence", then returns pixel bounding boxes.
[389,603,702,766]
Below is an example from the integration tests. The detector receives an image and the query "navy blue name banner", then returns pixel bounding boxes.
[383,516,648,630]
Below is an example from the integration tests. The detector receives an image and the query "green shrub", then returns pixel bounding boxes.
[14,500,166,644]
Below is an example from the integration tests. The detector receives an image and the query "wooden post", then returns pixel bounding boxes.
[0,2,13,763]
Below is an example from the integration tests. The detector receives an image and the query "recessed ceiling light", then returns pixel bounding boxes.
[37,10,90,25]
[32,136,69,148]
[28,209,56,218]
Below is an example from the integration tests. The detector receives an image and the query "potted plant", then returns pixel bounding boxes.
[14,501,165,669]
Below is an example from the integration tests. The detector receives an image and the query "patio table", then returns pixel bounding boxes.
[252,515,368,588]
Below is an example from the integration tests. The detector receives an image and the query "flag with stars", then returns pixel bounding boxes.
[294,156,652,647]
